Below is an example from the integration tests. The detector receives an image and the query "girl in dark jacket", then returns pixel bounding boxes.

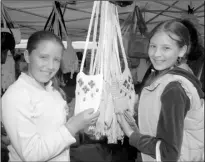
[117,19,204,161]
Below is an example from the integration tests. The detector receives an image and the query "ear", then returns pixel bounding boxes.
[24,50,30,63]
[179,45,188,57]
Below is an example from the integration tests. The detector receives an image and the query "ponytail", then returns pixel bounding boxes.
[180,19,204,61]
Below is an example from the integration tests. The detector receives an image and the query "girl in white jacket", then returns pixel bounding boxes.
[2,31,100,162]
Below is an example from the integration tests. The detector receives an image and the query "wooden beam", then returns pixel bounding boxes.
[146,1,179,24]
[64,17,90,22]
[18,24,37,31]
[146,10,179,19]
[119,10,204,15]
[60,4,91,14]
[143,10,203,13]
[13,5,52,10]
[7,7,48,19]
[16,21,46,24]
[3,0,84,2]
[153,0,187,12]
[194,3,204,12]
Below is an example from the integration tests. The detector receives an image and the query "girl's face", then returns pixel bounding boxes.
[25,40,63,84]
[148,31,186,71]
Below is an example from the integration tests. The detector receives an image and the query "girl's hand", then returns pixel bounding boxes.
[116,113,134,137]
[117,110,139,137]
[65,108,100,136]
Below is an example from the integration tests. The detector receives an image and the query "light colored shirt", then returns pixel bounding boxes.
[2,73,76,161]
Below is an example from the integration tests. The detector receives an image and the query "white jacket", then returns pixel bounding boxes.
[2,73,76,161]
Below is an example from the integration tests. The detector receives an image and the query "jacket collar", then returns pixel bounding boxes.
[143,66,204,98]
[19,72,53,91]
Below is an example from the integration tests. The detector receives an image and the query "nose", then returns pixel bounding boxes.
[153,47,161,57]
[47,59,54,70]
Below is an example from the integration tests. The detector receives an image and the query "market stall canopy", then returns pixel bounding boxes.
[2,0,204,41]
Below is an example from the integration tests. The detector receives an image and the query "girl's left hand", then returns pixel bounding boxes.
[117,110,139,137]
[117,113,134,137]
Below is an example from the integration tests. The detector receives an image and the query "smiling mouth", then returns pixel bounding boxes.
[154,59,165,63]
[42,71,52,75]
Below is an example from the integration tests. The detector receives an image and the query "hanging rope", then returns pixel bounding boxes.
[74,1,136,144]
[1,3,21,44]
[44,1,79,79]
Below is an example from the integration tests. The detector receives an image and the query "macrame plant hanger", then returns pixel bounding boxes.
[74,1,136,144]
[74,1,103,115]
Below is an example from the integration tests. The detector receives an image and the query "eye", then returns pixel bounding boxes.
[163,46,170,50]
[149,44,156,48]
[54,58,61,62]
[39,55,48,59]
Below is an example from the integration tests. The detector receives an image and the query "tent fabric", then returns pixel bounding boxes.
[1,0,204,42]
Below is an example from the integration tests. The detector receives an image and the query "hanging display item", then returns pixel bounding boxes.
[74,1,137,143]
[1,3,21,44]
[1,50,16,92]
[121,5,149,58]
[74,1,103,115]
[44,1,79,78]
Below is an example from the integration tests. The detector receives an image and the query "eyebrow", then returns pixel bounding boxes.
[162,44,172,46]
[39,52,49,56]
[39,53,59,58]
[55,56,61,60]
[149,42,172,46]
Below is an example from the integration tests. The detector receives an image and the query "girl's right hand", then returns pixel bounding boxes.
[65,108,100,136]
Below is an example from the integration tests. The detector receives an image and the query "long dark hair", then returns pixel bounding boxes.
[180,19,204,61]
